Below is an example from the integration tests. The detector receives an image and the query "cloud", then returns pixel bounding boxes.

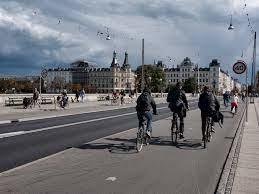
[0,0,259,82]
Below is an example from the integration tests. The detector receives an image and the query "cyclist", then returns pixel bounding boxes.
[198,86,220,141]
[167,82,189,139]
[136,87,157,138]
[231,92,239,114]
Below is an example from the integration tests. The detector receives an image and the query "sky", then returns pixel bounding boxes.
[0,0,258,83]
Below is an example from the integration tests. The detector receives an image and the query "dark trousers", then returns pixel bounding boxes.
[173,111,184,133]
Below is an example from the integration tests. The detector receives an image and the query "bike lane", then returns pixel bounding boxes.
[0,105,244,194]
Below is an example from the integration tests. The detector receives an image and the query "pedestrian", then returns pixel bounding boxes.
[80,88,85,102]
[223,91,229,107]
[75,89,80,102]
[32,88,41,108]
[120,90,125,105]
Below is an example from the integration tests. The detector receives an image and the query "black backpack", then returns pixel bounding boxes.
[136,93,149,112]
[212,111,224,126]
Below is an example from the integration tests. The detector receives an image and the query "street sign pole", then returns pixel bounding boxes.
[39,75,42,99]
[233,60,248,122]
[246,65,248,122]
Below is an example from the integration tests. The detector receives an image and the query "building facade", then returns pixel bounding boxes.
[88,51,136,93]
[164,58,241,93]
[46,51,136,93]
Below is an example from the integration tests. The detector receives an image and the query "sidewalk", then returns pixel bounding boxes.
[231,99,259,194]
[0,97,168,123]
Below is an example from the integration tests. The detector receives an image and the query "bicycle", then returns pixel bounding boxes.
[171,112,180,145]
[203,116,213,148]
[136,118,150,152]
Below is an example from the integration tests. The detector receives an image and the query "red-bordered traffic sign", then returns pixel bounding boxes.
[233,60,247,74]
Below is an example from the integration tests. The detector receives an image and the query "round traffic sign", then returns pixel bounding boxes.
[233,60,247,74]
[41,69,48,78]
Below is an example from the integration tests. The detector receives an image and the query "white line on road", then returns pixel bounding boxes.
[0,107,169,139]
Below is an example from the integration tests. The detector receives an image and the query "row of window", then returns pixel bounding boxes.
[168,78,209,83]
[167,73,217,78]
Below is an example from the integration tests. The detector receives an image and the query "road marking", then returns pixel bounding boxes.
[0,107,168,139]
[0,131,25,138]
[106,177,117,181]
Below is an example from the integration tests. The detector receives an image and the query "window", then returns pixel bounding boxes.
[206,79,208,82]
[213,73,216,77]
[203,79,205,82]
[173,79,175,82]
[200,79,202,82]
[182,79,185,82]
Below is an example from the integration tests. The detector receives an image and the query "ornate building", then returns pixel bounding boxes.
[88,51,136,93]
[164,58,242,93]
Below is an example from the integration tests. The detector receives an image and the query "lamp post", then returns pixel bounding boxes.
[134,74,138,97]
[148,76,151,89]
[159,78,163,97]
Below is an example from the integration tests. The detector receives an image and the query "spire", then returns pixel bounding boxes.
[122,51,130,69]
[110,51,119,67]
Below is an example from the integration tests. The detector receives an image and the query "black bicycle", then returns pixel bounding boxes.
[171,112,180,145]
[204,116,213,148]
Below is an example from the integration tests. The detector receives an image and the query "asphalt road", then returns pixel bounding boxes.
[0,100,199,173]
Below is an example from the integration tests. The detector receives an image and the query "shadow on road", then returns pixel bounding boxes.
[150,136,203,150]
[77,140,137,154]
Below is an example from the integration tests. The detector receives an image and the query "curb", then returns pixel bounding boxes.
[215,105,246,194]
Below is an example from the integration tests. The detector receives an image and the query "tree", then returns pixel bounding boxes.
[135,64,166,93]
[183,77,197,93]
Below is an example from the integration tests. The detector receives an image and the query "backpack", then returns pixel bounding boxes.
[168,91,184,112]
[136,93,149,112]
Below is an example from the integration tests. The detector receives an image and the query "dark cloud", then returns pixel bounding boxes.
[0,0,258,83]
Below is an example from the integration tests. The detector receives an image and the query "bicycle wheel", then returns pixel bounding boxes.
[171,116,178,145]
[136,126,144,152]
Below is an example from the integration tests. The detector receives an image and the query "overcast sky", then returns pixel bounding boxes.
[0,0,258,82]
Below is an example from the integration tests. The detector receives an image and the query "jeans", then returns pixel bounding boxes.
[137,111,152,132]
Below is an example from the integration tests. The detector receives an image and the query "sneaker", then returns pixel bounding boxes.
[146,130,151,138]
[179,133,184,139]
[211,127,215,133]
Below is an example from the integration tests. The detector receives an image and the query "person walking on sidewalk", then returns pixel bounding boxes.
[80,88,85,102]
[167,82,189,139]
[136,87,157,139]
[32,88,41,108]
[198,86,220,141]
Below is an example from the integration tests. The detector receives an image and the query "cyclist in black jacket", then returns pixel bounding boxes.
[198,86,220,141]
[167,82,189,139]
